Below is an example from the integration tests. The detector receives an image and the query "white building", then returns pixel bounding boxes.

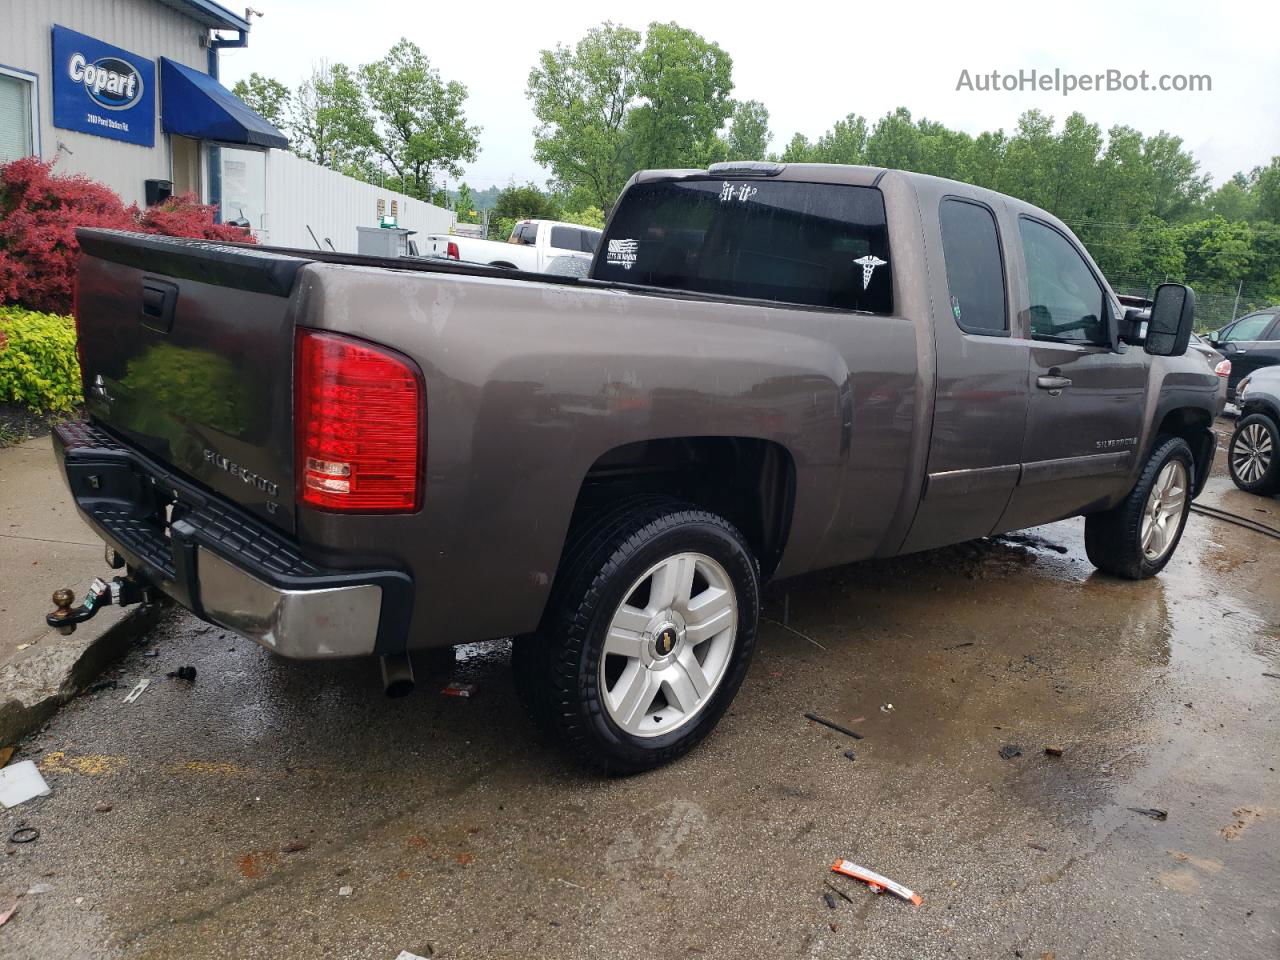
[0,0,453,252]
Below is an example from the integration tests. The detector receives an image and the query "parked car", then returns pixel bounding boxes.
[1207,308,1280,400]
[53,162,1214,773]
[422,219,602,272]
[1227,365,1280,495]
[1188,332,1230,410]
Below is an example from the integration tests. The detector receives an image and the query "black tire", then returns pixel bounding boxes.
[516,499,759,775]
[1228,413,1280,496]
[1085,436,1195,579]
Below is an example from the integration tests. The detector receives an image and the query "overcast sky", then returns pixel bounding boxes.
[219,0,1279,190]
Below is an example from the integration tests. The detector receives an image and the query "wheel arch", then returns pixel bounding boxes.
[1153,406,1215,498]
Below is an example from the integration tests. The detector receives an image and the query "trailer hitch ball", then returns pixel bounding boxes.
[50,588,78,636]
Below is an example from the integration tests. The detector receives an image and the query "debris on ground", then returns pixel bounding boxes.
[830,859,922,906]
[122,679,150,704]
[1028,842,1048,852]
[338,885,353,896]
[394,952,432,960]
[26,883,52,895]
[0,760,52,808]
[823,892,837,909]
[9,826,39,843]
[824,880,855,904]
[999,744,1023,760]
[843,749,857,762]
[0,746,14,767]
[1044,745,1065,757]
[1128,807,1168,821]
[166,666,197,682]
[94,802,112,813]
[0,902,16,926]
[281,839,310,853]
[943,641,974,650]
[441,683,479,698]
[880,703,894,713]
[804,713,863,740]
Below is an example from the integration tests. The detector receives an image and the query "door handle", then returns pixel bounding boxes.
[1036,375,1072,391]
[1234,348,1247,354]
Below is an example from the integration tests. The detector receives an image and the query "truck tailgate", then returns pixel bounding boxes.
[75,229,309,534]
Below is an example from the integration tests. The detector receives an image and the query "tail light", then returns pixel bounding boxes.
[295,329,423,512]
[1214,359,1231,378]
[446,241,459,260]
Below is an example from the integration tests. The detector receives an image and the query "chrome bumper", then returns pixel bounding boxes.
[198,550,383,659]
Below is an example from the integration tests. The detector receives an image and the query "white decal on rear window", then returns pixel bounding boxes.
[606,238,639,270]
[853,254,888,290]
[719,183,758,204]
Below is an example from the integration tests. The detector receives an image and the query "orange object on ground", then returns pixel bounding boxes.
[830,859,923,906]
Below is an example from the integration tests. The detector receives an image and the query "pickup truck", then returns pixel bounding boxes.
[52,161,1215,774]
[423,218,602,272]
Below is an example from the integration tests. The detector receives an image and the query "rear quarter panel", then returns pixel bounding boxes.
[292,259,922,648]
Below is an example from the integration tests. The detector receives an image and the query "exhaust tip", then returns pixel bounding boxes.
[380,652,415,698]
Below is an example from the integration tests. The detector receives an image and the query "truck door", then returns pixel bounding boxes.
[900,195,1030,553]
[995,217,1147,532]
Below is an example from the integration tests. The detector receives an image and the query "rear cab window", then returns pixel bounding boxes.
[550,226,602,253]
[593,178,893,313]
[939,197,1007,335]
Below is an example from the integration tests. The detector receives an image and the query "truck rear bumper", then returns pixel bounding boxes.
[53,420,413,659]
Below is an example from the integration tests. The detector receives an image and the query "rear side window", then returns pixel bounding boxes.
[511,223,536,245]
[550,226,602,253]
[593,179,893,313]
[939,198,1007,335]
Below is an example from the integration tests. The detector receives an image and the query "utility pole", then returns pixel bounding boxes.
[1230,280,1243,322]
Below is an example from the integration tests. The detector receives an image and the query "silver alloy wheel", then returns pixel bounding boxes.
[1232,422,1273,483]
[1140,460,1188,562]
[598,552,737,738]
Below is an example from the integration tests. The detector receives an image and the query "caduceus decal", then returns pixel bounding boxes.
[853,255,887,290]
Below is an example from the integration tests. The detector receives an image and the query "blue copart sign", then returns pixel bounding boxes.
[51,25,156,147]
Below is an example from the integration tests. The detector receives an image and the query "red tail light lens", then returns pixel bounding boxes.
[296,329,423,512]
[446,241,460,260]
[1214,359,1231,378]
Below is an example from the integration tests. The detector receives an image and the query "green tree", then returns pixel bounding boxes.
[1206,173,1258,221]
[562,206,606,229]
[527,23,642,211]
[359,38,481,200]
[623,23,734,171]
[453,183,478,223]
[290,62,374,171]
[493,184,561,221]
[725,100,770,161]
[231,73,291,131]
[1254,157,1280,223]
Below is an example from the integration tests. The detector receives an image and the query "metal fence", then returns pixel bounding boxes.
[1108,275,1279,333]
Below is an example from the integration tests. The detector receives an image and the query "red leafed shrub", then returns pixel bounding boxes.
[0,157,254,315]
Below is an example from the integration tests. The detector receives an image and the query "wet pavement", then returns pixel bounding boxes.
[2,431,1277,959]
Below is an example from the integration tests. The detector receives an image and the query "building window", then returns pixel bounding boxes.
[0,66,39,164]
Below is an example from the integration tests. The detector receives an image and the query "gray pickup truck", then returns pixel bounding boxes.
[52,162,1216,772]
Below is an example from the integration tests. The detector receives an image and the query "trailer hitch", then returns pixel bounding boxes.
[47,575,154,635]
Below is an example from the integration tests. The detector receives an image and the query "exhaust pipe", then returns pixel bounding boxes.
[380,652,415,698]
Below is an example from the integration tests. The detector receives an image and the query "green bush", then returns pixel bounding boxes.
[0,305,81,413]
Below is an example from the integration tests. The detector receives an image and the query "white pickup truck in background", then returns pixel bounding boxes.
[424,219,602,273]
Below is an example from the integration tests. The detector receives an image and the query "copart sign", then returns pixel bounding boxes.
[52,25,155,147]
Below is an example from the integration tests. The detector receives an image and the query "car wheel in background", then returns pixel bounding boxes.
[1228,413,1280,496]
[1085,435,1195,579]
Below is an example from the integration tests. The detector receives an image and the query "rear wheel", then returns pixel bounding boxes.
[516,500,759,774]
[1228,413,1280,495]
[1085,436,1193,579]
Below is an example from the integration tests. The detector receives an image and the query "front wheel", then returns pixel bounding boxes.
[518,501,759,774]
[1228,413,1280,496]
[1085,436,1194,579]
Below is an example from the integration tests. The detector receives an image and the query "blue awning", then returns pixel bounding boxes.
[160,58,288,150]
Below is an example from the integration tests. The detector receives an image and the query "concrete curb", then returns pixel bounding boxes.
[0,599,169,746]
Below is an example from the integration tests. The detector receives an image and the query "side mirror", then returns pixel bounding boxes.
[1144,283,1195,357]
[1119,307,1147,346]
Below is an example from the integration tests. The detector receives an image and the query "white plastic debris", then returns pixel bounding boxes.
[123,679,150,703]
[26,883,53,895]
[338,885,353,897]
[395,953,431,960]
[0,760,51,808]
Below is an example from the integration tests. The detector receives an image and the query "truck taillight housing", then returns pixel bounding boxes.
[446,241,460,260]
[1214,359,1231,378]
[295,329,423,512]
